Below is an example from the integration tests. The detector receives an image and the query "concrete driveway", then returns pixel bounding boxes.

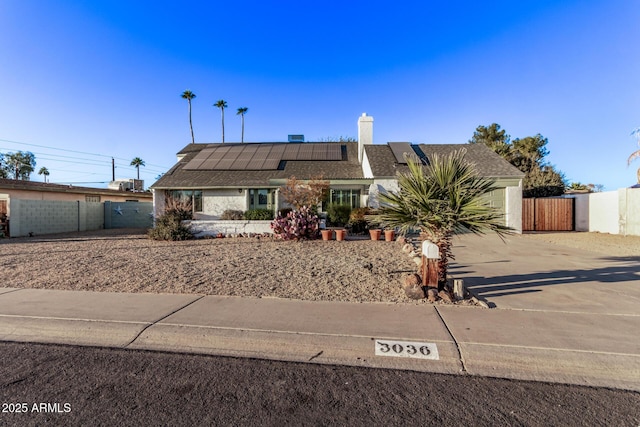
[450,232,640,315]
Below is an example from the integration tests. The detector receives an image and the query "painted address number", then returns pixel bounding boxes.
[374,340,439,360]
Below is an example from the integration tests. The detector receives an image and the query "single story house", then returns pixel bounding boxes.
[151,114,525,232]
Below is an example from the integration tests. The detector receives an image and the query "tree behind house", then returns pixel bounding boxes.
[470,123,566,197]
[3,151,36,180]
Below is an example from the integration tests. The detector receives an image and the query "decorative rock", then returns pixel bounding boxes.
[396,236,407,245]
[427,287,439,303]
[403,274,425,299]
[402,243,414,254]
[403,273,420,287]
[412,256,423,268]
[438,290,453,303]
[472,296,490,309]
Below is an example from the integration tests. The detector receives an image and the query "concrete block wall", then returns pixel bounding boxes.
[9,200,102,237]
[104,201,154,229]
[7,200,153,237]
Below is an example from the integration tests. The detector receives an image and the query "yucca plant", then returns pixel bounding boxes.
[372,149,512,288]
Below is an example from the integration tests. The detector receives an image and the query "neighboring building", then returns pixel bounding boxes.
[0,179,152,206]
[151,114,525,232]
[0,179,152,237]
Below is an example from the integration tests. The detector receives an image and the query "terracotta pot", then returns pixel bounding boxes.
[369,229,381,240]
[384,229,395,242]
[335,229,346,241]
[321,229,334,241]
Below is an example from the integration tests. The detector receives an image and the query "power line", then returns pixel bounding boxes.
[0,138,172,170]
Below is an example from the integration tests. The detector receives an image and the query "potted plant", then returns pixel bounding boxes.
[369,229,381,240]
[321,229,334,241]
[384,229,395,242]
[335,229,346,241]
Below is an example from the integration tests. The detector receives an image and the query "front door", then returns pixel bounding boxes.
[249,189,273,210]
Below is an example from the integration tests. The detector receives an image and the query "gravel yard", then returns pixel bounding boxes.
[0,229,419,303]
[1,229,638,303]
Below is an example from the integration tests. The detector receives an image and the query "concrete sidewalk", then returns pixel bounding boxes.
[1,287,638,391]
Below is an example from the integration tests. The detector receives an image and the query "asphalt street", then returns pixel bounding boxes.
[1,342,638,426]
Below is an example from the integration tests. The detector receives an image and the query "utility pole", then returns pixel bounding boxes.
[112,158,115,181]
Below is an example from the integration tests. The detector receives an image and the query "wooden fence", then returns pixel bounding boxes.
[523,198,574,231]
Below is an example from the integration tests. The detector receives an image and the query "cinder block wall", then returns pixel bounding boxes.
[9,200,104,237]
[104,201,154,229]
[7,200,153,237]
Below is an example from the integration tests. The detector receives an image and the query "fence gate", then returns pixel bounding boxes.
[522,198,574,231]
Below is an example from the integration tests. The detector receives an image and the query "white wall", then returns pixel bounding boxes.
[200,189,247,218]
[571,188,640,236]
[368,179,399,209]
[588,191,619,234]
[505,186,522,234]
[185,220,272,237]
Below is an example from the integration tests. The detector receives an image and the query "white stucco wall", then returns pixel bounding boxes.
[201,189,247,218]
[573,193,590,232]
[619,188,640,236]
[362,150,374,179]
[368,179,400,208]
[185,220,272,237]
[571,188,640,236]
[505,186,522,234]
[588,191,619,234]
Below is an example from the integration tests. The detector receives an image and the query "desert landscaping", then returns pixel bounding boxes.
[1,229,638,304]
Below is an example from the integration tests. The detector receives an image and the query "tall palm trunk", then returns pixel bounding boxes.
[221,108,225,143]
[241,114,245,143]
[188,99,195,144]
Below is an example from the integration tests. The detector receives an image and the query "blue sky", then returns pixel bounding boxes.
[1,1,638,190]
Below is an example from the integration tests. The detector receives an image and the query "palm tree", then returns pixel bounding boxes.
[130,157,145,180]
[214,100,228,143]
[236,107,248,143]
[181,90,196,144]
[38,167,50,183]
[372,149,511,289]
[629,128,640,184]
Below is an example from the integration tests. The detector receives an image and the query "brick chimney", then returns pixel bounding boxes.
[358,113,373,163]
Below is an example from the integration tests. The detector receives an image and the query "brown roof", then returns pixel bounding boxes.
[152,142,365,189]
[364,143,525,178]
[0,178,152,198]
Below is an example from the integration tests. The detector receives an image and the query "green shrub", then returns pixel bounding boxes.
[327,204,352,227]
[220,209,244,220]
[244,208,274,220]
[148,211,194,241]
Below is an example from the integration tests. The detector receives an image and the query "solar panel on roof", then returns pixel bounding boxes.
[262,158,281,169]
[282,144,300,160]
[296,144,313,160]
[246,157,266,169]
[326,144,342,160]
[388,142,413,164]
[231,158,251,169]
[182,142,347,171]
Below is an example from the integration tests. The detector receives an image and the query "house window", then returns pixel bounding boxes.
[330,189,361,208]
[249,189,272,210]
[85,195,100,202]
[169,190,203,213]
